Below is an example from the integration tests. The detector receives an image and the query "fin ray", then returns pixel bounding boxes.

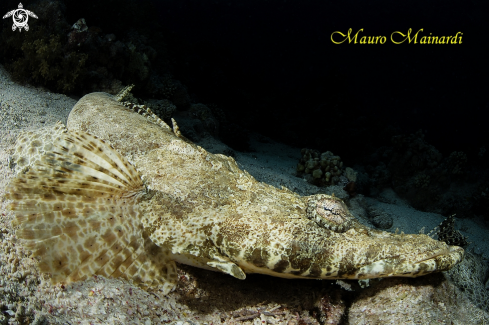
[6,130,176,292]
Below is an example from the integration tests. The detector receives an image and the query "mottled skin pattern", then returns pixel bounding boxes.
[7,92,464,293]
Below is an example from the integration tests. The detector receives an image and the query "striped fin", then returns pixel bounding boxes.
[6,130,177,293]
[121,102,172,131]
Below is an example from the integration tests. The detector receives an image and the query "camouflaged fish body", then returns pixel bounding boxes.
[6,92,464,293]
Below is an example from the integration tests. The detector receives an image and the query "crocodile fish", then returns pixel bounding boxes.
[6,91,464,294]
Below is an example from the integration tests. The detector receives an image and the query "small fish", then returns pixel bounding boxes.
[5,91,464,294]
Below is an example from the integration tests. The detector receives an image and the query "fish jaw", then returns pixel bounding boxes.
[218,216,465,280]
[323,225,466,280]
[352,244,464,279]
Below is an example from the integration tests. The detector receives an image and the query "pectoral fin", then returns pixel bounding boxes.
[207,250,246,280]
[7,128,177,293]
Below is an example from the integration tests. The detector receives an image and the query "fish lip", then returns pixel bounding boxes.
[413,245,464,265]
[412,248,451,264]
[354,245,465,279]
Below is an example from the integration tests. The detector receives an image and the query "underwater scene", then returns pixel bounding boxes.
[0,0,488,324]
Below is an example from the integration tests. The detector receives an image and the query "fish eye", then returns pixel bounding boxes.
[306,195,353,233]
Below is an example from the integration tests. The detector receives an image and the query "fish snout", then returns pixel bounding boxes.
[354,241,464,279]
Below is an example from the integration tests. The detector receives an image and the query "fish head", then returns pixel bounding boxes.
[298,194,465,279]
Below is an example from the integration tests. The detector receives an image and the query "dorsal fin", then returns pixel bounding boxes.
[122,102,172,131]
[170,118,193,144]
[115,84,134,102]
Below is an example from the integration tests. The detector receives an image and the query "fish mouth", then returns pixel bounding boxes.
[412,245,465,273]
[354,245,465,279]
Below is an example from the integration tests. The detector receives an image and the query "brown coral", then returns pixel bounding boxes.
[4,28,87,92]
